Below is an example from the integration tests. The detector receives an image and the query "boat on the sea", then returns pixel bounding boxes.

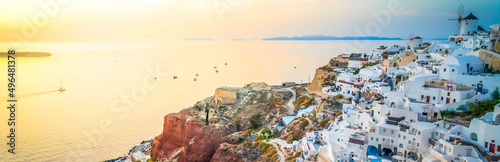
[59,81,65,92]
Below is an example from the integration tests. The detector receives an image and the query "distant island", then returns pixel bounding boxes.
[262,35,403,40]
[0,52,51,57]
[183,38,212,41]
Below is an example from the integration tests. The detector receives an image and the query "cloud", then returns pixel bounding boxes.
[398,10,420,17]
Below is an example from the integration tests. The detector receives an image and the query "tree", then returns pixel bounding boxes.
[336,94,344,99]
[381,52,388,59]
[492,87,500,100]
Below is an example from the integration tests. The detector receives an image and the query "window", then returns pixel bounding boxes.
[418,131,421,135]
[452,69,455,72]
[378,111,380,114]
[453,99,456,103]
[485,142,488,148]
[441,97,443,100]
[382,138,385,141]
[444,68,446,72]
[391,130,394,134]
[417,143,420,147]
[433,97,435,100]
[399,144,403,148]
[376,138,379,142]
[409,141,411,144]
[470,67,473,71]
[403,136,406,140]
[383,129,386,132]
[371,137,374,141]
[391,140,394,143]
[399,134,401,138]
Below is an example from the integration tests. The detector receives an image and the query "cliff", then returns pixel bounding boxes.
[150,111,231,161]
[307,68,337,96]
[150,85,293,161]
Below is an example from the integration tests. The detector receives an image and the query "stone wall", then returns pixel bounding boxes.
[479,49,500,72]
[214,88,237,104]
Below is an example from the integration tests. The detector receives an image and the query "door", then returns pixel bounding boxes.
[446,98,450,104]
[426,96,430,103]
[490,143,496,153]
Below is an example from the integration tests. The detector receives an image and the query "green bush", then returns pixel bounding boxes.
[353,69,361,75]
[440,110,456,118]
[492,87,500,100]
[301,119,309,128]
[250,119,259,129]
[259,142,271,151]
[319,119,329,128]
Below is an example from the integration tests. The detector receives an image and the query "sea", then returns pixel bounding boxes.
[0,40,408,161]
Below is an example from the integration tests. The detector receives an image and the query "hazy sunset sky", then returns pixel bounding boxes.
[1,0,499,41]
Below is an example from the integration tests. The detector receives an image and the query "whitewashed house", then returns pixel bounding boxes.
[438,55,483,78]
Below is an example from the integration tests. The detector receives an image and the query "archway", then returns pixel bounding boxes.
[381,148,393,156]
[470,133,478,141]
[408,152,418,160]
[367,145,378,157]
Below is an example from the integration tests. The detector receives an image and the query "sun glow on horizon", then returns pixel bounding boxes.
[0,0,499,42]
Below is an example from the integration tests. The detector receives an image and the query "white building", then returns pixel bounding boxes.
[438,55,483,78]
[456,104,500,156]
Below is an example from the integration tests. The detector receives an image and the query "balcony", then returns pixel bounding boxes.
[429,138,436,146]
[407,145,418,152]
[382,141,392,148]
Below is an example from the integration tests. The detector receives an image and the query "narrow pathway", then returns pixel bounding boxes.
[285,88,296,115]
[269,142,285,162]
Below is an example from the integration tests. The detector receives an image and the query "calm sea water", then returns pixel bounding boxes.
[0,40,407,161]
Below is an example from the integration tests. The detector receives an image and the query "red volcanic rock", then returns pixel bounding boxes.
[211,143,243,162]
[151,111,231,162]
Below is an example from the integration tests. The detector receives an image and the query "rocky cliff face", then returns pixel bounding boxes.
[150,86,292,162]
[150,111,232,161]
[308,69,334,95]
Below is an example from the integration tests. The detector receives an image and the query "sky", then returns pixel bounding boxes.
[0,0,500,42]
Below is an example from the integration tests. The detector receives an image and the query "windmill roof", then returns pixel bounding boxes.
[414,36,422,39]
[463,13,478,20]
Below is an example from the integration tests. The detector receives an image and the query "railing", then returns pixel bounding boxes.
[382,141,392,148]
[407,145,418,152]
[429,138,436,146]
